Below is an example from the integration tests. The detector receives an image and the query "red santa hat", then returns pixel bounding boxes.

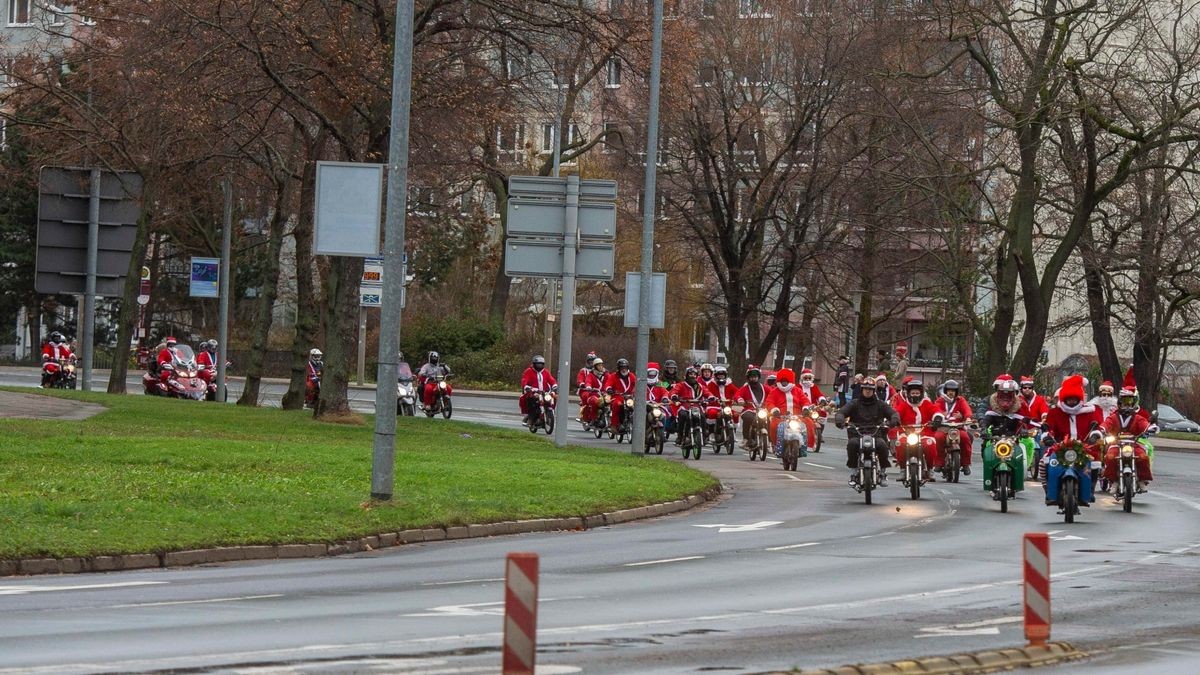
[902,375,915,385]
[777,368,795,384]
[647,362,660,372]
[800,368,814,377]
[1120,368,1138,397]
[993,373,1015,388]
[876,372,888,382]
[896,344,908,354]
[1019,375,1035,387]
[1059,374,1086,401]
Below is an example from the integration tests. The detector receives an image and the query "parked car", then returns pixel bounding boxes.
[1157,404,1200,434]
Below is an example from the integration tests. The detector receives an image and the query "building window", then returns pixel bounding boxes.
[602,122,621,153]
[7,0,32,25]
[541,122,581,153]
[605,58,622,88]
[701,0,717,18]
[739,0,771,17]
[496,123,525,157]
[408,186,436,216]
[503,51,527,81]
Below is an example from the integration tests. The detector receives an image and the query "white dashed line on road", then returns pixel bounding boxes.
[764,542,820,551]
[624,556,705,567]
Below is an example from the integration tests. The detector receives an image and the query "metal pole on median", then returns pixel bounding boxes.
[553,175,580,447]
[80,168,100,391]
[372,0,415,501]
[217,176,233,403]
[357,305,367,386]
[632,0,666,455]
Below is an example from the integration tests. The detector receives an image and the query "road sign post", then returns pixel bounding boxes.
[217,177,233,404]
[505,175,616,447]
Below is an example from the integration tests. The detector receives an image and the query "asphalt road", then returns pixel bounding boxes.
[2,370,1200,674]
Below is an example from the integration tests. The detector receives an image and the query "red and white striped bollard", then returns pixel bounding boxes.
[1023,532,1050,646]
[502,552,539,674]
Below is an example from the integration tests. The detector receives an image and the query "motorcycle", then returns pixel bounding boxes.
[1105,426,1155,513]
[526,388,556,435]
[778,412,807,471]
[1045,433,1099,524]
[644,402,666,455]
[709,398,736,455]
[591,391,612,438]
[141,345,207,400]
[614,394,635,444]
[937,420,974,483]
[810,402,836,453]
[305,375,321,408]
[424,373,453,419]
[745,408,771,461]
[982,433,1023,513]
[896,425,928,501]
[674,397,705,459]
[46,356,78,390]
[846,423,889,505]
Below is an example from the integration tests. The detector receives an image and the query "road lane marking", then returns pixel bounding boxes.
[623,556,705,567]
[107,594,283,609]
[403,596,581,617]
[915,616,1023,638]
[778,473,821,482]
[692,521,782,533]
[765,542,820,551]
[0,581,165,596]
[420,578,504,587]
[804,462,835,469]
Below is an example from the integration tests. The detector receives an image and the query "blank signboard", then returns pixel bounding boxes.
[313,161,384,257]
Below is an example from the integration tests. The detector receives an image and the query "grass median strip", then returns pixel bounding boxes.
[0,389,717,560]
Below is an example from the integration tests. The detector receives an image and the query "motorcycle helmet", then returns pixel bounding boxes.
[309,348,323,361]
[664,359,678,373]
[166,336,177,346]
[49,331,65,344]
[905,379,924,403]
[532,355,546,370]
[746,365,761,380]
[700,362,714,378]
[765,371,777,385]
[616,358,630,372]
[1118,392,1138,415]
[859,378,877,396]
[592,357,606,371]
[684,366,699,382]
[714,365,728,381]
[942,379,960,399]
[585,352,597,367]
[428,351,440,364]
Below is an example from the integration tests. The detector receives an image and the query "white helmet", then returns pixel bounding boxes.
[310,348,323,361]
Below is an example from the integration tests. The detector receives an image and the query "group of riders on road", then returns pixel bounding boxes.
[518,350,1157,508]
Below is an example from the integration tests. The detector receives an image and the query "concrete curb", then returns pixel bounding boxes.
[784,641,1084,674]
[0,485,721,578]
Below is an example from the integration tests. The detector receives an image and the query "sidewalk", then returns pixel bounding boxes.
[1154,436,1200,453]
[0,365,520,400]
[0,390,104,421]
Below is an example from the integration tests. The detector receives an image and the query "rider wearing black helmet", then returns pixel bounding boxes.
[520,354,558,423]
[835,377,899,485]
[418,351,452,411]
[669,367,706,447]
[40,331,74,387]
[661,359,680,386]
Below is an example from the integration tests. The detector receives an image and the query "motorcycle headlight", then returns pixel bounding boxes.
[625,398,634,408]
[757,409,768,419]
[652,407,663,418]
[788,420,801,432]
[811,411,820,419]
[543,393,554,402]
[1064,449,1078,464]
[996,442,1012,459]
[1121,446,1134,458]
[603,394,611,404]
[438,381,447,390]
[723,406,732,416]
[1105,435,1117,445]
[906,433,919,445]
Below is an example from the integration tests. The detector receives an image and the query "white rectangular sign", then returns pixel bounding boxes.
[624,272,667,329]
[314,161,384,257]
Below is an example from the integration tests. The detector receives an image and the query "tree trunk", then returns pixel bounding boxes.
[1078,229,1121,385]
[107,211,151,394]
[315,255,361,417]
[282,134,324,409]
[237,181,290,406]
[486,183,511,324]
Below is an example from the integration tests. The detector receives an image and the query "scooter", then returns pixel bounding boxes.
[1044,433,1100,523]
[982,433,1024,513]
[396,362,417,416]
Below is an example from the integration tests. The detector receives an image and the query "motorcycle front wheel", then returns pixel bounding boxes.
[1062,479,1077,523]
[909,463,920,500]
[545,409,555,435]
[441,397,453,419]
[1123,473,1134,513]
[996,471,1009,513]
[654,428,664,454]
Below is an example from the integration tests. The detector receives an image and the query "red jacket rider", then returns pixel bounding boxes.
[40,332,73,385]
[892,379,940,469]
[519,355,557,417]
[602,359,637,428]
[1101,369,1155,486]
[1044,374,1104,460]
[932,379,975,469]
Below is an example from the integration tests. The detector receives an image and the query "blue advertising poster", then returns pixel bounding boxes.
[190,257,220,298]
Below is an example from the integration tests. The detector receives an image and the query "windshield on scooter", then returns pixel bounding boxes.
[398,362,414,381]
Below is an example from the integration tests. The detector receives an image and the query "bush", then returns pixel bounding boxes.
[401,314,504,361]
[455,341,528,385]
[1172,377,1200,422]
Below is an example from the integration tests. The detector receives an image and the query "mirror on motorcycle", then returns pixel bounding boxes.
[1149,410,1159,424]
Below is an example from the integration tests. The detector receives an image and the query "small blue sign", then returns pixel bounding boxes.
[190,257,220,298]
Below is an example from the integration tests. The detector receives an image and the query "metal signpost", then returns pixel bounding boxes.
[217,178,233,403]
[623,272,667,329]
[36,167,143,391]
[633,0,667,454]
[505,175,617,447]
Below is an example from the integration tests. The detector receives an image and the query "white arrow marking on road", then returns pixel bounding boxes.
[403,596,582,617]
[804,462,835,470]
[1051,534,1086,541]
[779,473,820,482]
[693,521,783,533]
[915,616,1022,638]
[0,581,165,596]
